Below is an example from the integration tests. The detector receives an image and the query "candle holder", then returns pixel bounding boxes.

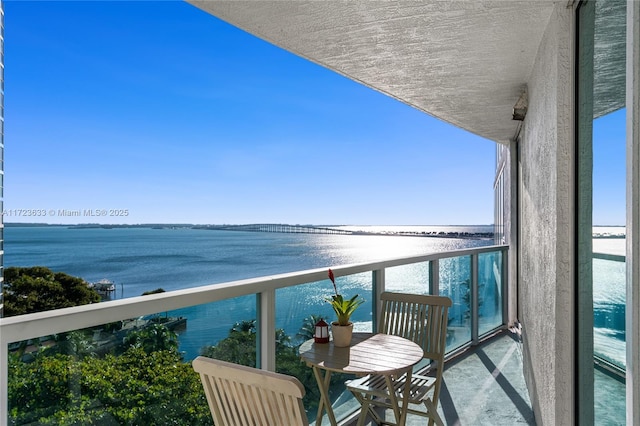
[314,319,329,343]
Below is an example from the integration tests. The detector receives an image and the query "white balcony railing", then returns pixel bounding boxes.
[0,244,508,424]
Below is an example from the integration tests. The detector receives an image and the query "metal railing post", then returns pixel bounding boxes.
[430,259,440,296]
[1,339,6,424]
[257,289,276,371]
[372,268,385,332]
[502,248,509,327]
[471,254,479,345]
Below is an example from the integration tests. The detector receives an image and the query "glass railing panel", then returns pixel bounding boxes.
[384,261,431,294]
[478,250,504,336]
[276,273,372,424]
[440,255,472,350]
[6,296,258,425]
[275,272,373,340]
[174,295,257,364]
[1,246,509,424]
[274,290,321,422]
[274,282,325,424]
[8,322,198,424]
[593,256,626,369]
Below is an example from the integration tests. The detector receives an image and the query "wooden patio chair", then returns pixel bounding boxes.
[192,356,309,426]
[346,292,452,426]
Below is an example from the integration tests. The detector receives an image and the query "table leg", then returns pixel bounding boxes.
[384,375,403,425]
[398,370,413,426]
[382,370,413,426]
[312,366,338,426]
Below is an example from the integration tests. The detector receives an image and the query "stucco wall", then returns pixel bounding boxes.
[519,3,574,425]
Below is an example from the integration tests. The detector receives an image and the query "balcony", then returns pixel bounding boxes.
[0,245,519,425]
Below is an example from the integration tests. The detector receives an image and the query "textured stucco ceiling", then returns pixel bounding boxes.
[593,0,626,118]
[187,1,557,145]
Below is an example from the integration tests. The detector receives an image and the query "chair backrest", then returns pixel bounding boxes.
[378,292,452,362]
[192,356,309,426]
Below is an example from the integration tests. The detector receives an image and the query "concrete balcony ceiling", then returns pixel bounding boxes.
[187,1,556,145]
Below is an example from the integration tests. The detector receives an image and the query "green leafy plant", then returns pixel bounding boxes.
[326,269,364,326]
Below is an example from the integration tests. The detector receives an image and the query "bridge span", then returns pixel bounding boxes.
[195,224,353,235]
[193,224,494,240]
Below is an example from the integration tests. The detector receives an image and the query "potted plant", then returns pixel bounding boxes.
[326,268,364,347]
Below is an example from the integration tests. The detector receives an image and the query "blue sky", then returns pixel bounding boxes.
[6,1,506,226]
[593,108,626,226]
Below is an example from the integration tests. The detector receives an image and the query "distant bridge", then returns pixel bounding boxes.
[193,224,494,240]
[195,224,354,235]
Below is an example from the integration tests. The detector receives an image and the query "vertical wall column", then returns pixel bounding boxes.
[626,0,640,423]
[519,3,575,423]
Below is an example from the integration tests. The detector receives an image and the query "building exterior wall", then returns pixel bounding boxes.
[0,0,4,317]
[519,3,575,425]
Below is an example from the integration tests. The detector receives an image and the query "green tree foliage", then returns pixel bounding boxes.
[122,324,179,354]
[2,266,101,317]
[56,331,97,359]
[296,314,326,342]
[8,347,212,425]
[200,320,259,367]
[8,310,345,424]
[141,288,165,295]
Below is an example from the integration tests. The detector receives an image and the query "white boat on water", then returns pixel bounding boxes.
[89,279,116,293]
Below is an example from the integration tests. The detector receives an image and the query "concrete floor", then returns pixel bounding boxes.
[338,330,536,426]
[433,332,535,426]
[594,366,625,425]
[324,329,628,426]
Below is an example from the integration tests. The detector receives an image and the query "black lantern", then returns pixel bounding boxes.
[314,319,329,343]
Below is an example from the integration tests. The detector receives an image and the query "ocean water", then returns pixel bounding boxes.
[4,226,494,297]
[3,225,628,364]
[593,233,626,367]
[3,225,494,359]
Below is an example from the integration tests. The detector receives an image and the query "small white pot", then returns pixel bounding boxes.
[331,322,354,347]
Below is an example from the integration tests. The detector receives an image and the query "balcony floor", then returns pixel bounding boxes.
[344,330,536,425]
[434,331,535,425]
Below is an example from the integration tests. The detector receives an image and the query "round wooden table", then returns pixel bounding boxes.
[299,332,423,426]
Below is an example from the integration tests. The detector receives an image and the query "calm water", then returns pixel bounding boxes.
[593,233,626,367]
[3,225,627,363]
[4,225,494,359]
[4,226,493,297]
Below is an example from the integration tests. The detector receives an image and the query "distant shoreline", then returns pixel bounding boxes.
[5,223,624,240]
[4,222,196,228]
[4,222,496,240]
[3,222,493,227]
